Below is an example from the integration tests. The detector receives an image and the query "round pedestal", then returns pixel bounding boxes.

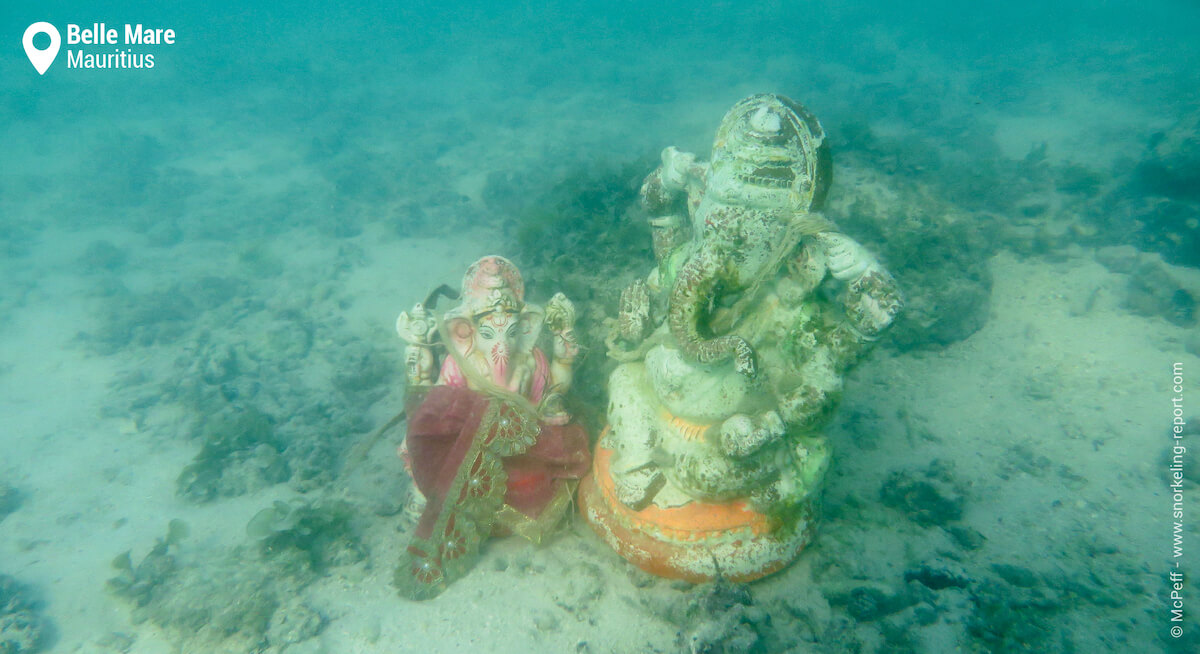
[579,444,814,583]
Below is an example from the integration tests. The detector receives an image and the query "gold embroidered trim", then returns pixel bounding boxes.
[495,480,577,545]
[394,398,539,600]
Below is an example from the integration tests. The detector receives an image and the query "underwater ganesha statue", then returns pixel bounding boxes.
[581,94,902,581]
[393,256,589,599]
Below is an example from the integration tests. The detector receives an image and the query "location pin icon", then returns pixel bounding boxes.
[23,22,61,75]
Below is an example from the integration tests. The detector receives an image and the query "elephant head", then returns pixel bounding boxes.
[443,256,543,392]
[666,94,832,377]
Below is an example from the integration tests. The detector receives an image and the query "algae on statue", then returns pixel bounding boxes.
[582,94,903,582]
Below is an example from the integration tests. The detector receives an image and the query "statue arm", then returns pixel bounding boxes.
[641,147,705,265]
[544,293,578,393]
[396,303,438,386]
[779,240,829,304]
[811,232,903,338]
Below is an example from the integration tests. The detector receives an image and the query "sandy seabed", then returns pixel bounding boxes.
[2,225,1196,652]
[2,19,1199,652]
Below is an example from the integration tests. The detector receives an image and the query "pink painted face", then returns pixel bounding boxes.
[475,311,521,387]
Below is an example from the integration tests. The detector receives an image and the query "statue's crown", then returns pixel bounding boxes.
[458,255,525,317]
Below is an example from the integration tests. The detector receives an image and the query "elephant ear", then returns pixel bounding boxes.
[445,316,476,356]
[515,305,545,354]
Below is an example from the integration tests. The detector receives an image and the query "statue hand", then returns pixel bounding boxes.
[553,328,579,362]
[545,293,579,362]
[812,234,902,337]
[660,146,697,193]
[778,384,833,429]
[847,270,903,337]
[617,279,651,342]
[396,302,436,344]
[719,411,785,458]
[404,344,435,386]
[539,395,571,425]
[815,232,875,282]
[508,357,535,395]
[545,293,576,333]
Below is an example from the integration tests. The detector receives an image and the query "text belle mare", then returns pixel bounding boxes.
[67,23,174,45]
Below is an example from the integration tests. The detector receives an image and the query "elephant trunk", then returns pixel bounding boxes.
[667,244,757,377]
[489,341,511,389]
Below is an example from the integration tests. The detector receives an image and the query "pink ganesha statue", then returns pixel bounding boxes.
[393,256,590,599]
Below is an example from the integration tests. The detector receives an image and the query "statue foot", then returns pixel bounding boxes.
[612,466,664,511]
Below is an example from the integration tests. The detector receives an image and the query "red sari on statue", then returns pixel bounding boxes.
[394,354,590,600]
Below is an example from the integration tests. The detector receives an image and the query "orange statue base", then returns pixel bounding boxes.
[578,441,815,583]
